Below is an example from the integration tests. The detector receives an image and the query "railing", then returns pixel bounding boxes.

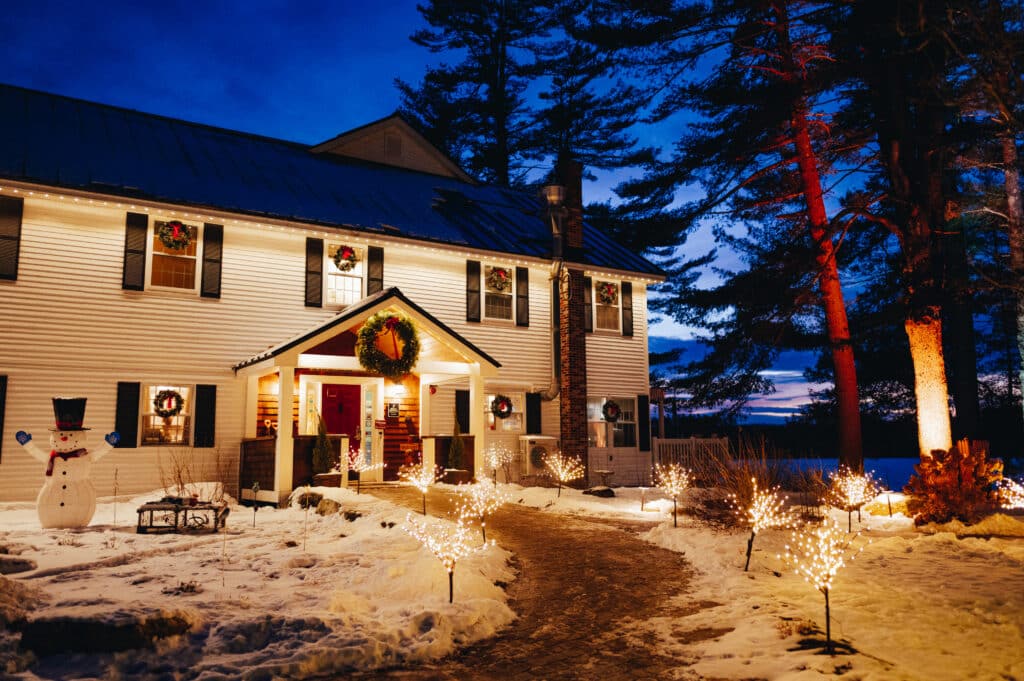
[653,437,730,470]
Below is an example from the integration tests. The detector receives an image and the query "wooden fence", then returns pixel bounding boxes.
[652,437,730,471]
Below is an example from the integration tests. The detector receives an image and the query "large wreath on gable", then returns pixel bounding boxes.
[602,399,622,423]
[332,245,359,272]
[356,311,421,379]
[486,266,512,292]
[157,220,192,251]
[154,389,185,419]
[490,394,514,419]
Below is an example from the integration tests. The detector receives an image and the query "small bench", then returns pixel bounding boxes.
[137,499,230,534]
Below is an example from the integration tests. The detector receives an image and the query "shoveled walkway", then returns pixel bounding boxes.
[355,484,717,681]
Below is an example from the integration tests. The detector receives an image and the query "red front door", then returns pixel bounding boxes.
[322,384,361,451]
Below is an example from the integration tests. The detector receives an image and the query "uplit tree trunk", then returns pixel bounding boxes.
[905,313,953,457]
[1004,134,1024,425]
[775,1,863,470]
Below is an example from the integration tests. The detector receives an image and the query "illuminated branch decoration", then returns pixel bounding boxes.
[485,443,516,484]
[732,479,795,571]
[404,513,486,603]
[779,520,866,654]
[654,463,692,527]
[347,448,385,494]
[998,478,1024,510]
[457,479,509,542]
[543,451,585,497]
[399,462,442,515]
[828,467,879,532]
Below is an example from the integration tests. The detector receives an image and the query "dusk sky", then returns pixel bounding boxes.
[1,0,817,422]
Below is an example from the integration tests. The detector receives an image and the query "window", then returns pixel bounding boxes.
[587,397,636,448]
[484,265,514,320]
[594,280,620,331]
[141,385,192,446]
[487,392,524,432]
[150,220,200,290]
[326,243,364,307]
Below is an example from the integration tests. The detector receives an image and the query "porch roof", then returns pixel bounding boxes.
[232,286,502,373]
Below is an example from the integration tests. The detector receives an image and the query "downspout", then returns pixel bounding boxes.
[540,184,567,401]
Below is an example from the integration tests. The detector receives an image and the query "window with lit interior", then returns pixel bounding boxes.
[594,280,620,331]
[150,220,200,290]
[326,244,364,307]
[141,384,192,446]
[484,265,514,320]
[586,397,636,448]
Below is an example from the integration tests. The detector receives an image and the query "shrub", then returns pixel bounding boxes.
[904,440,1003,526]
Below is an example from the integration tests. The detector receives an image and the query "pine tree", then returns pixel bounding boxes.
[312,411,333,476]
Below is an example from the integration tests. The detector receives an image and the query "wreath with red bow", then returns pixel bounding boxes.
[154,389,185,418]
[490,395,514,419]
[157,220,192,251]
[487,267,512,292]
[597,282,619,306]
[333,245,359,272]
[602,399,621,423]
[356,312,420,379]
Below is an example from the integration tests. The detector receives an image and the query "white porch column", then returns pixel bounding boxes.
[243,374,259,438]
[468,365,486,479]
[274,366,295,503]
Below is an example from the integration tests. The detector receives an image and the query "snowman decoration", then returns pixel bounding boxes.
[15,397,119,529]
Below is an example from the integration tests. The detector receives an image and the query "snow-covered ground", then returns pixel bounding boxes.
[3,481,1023,680]
[0,486,513,680]
[512,484,1024,681]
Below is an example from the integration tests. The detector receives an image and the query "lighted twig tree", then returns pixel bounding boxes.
[400,462,442,515]
[828,467,879,532]
[404,513,485,603]
[732,479,795,571]
[998,478,1024,510]
[347,447,385,494]
[543,451,584,498]
[457,479,509,542]
[654,463,692,527]
[485,443,516,484]
[779,519,866,654]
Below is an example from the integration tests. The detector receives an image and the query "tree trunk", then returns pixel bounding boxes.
[776,1,863,469]
[1004,134,1024,427]
[905,313,953,457]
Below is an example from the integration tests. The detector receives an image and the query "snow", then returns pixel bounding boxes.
[3,481,1023,680]
[509,484,1024,680]
[0,486,514,679]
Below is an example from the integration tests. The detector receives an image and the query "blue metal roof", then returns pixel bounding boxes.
[0,83,662,276]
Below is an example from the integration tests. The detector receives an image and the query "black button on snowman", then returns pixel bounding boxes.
[16,397,119,529]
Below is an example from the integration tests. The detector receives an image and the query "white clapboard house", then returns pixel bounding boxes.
[0,84,662,504]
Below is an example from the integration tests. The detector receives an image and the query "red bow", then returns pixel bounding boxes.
[47,448,87,476]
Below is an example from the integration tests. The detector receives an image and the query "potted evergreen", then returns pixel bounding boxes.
[311,411,340,487]
[443,412,471,485]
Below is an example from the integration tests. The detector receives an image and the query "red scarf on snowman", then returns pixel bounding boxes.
[47,449,87,476]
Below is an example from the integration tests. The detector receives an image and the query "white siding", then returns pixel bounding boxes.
[1,190,652,500]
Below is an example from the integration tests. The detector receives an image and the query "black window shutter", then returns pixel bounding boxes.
[305,237,323,307]
[114,382,140,448]
[367,246,384,294]
[200,223,223,298]
[583,276,593,332]
[455,390,470,432]
[0,196,23,281]
[638,394,651,452]
[621,281,634,337]
[466,260,481,322]
[515,266,530,327]
[122,212,148,291]
[0,375,7,462]
[525,392,542,434]
[193,384,217,448]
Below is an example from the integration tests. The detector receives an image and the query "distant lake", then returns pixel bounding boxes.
[783,457,920,490]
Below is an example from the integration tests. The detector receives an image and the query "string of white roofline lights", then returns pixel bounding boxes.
[0,183,662,285]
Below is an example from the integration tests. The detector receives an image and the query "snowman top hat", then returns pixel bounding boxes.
[50,397,91,431]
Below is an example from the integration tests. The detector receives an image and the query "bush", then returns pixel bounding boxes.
[904,440,1003,526]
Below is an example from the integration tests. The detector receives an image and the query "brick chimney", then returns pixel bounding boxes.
[556,155,589,484]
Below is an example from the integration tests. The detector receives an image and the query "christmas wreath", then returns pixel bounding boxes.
[597,281,619,306]
[490,394,514,419]
[356,311,420,379]
[154,389,185,418]
[332,245,358,272]
[486,266,512,292]
[157,220,192,251]
[602,399,621,423]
